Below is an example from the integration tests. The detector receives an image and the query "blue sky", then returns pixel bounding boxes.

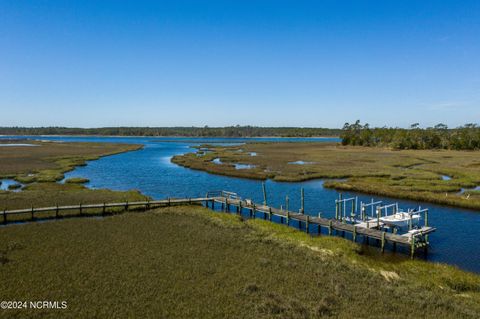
[1,1,479,128]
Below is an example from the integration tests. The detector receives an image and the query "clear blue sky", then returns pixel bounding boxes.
[1,1,479,128]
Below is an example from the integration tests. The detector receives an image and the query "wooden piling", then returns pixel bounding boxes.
[353,225,357,242]
[262,182,267,205]
[376,207,381,228]
[335,200,339,220]
[300,188,304,214]
[306,215,310,234]
[381,232,386,253]
[410,236,416,259]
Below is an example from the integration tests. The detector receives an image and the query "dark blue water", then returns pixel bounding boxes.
[2,136,480,273]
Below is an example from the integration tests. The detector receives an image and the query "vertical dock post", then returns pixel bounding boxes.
[318,213,322,235]
[252,204,256,219]
[285,196,289,213]
[335,200,339,220]
[338,193,343,219]
[31,205,34,220]
[262,182,267,206]
[376,207,381,228]
[225,197,228,212]
[410,236,416,259]
[102,202,106,216]
[424,208,429,243]
[268,207,272,221]
[79,203,82,216]
[55,203,59,218]
[409,211,413,230]
[351,198,355,219]
[300,188,304,214]
[393,228,397,251]
[381,232,386,253]
[238,201,242,215]
[286,211,290,225]
[3,208,6,224]
[306,215,310,234]
[328,220,332,235]
[353,225,357,242]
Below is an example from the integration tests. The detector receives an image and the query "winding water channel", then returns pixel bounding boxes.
[3,136,480,273]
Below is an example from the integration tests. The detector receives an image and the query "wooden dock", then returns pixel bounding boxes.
[204,191,436,258]
[1,191,435,258]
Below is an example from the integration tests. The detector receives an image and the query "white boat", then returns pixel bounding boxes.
[379,212,421,227]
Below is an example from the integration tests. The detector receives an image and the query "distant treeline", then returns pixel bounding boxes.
[341,120,480,150]
[0,126,341,137]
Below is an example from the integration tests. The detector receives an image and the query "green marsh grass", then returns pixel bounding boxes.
[0,206,479,318]
[172,142,480,210]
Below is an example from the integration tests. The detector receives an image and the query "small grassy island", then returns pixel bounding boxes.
[0,140,147,211]
[172,142,480,210]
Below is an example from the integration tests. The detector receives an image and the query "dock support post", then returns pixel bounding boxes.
[268,207,272,221]
[102,202,106,216]
[328,220,332,235]
[410,236,416,259]
[351,199,355,219]
[338,193,343,220]
[376,207,381,228]
[3,208,6,224]
[125,201,129,212]
[285,196,289,213]
[317,213,322,235]
[306,215,310,234]
[286,211,290,225]
[393,228,397,251]
[335,200,339,220]
[425,209,429,243]
[79,203,82,216]
[224,198,228,212]
[238,201,242,215]
[300,188,304,214]
[353,225,357,242]
[211,199,215,210]
[262,182,267,206]
[381,232,386,253]
[55,203,59,218]
[252,204,256,219]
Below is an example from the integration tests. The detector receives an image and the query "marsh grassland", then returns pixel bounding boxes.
[172,142,480,209]
[0,139,142,183]
[1,139,480,318]
[0,206,479,318]
[0,140,148,219]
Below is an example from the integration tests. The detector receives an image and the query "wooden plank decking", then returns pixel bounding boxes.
[1,193,435,258]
